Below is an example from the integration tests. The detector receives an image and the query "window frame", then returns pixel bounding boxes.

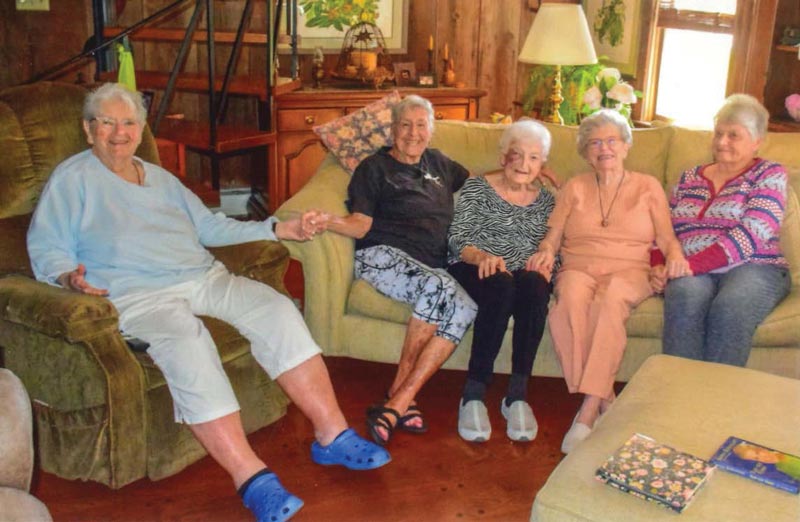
[639,0,778,122]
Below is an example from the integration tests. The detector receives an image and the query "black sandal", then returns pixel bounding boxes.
[398,404,428,434]
[365,406,400,446]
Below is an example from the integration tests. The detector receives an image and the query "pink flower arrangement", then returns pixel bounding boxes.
[786,94,800,122]
[582,67,641,124]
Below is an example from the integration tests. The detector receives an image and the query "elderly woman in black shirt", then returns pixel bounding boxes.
[326,95,477,446]
[447,119,556,443]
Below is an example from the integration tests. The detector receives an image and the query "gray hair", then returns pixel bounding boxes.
[498,119,552,160]
[83,83,147,124]
[392,94,435,133]
[714,93,769,141]
[576,109,632,159]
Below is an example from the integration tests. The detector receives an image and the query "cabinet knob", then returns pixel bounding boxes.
[304,115,316,125]
[435,112,444,120]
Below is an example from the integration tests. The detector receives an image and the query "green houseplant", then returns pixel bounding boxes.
[522,64,641,126]
[522,63,604,126]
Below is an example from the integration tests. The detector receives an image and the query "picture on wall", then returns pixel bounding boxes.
[582,0,642,77]
[281,0,410,54]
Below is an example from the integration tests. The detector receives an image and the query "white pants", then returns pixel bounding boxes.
[113,262,321,424]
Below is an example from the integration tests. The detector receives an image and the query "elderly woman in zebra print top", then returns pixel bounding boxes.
[447,119,557,443]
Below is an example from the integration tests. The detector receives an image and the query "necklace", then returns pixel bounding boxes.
[596,170,626,227]
[132,161,143,186]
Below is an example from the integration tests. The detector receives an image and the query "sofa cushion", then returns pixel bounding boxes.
[542,122,674,186]
[347,278,412,324]
[430,120,508,176]
[313,90,401,173]
[665,128,800,191]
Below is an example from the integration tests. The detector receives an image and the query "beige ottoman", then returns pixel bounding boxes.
[531,354,800,522]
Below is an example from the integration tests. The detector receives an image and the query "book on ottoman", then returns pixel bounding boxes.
[710,436,800,494]
[595,433,715,513]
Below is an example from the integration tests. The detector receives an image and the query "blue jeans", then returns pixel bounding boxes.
[662,263,790,367]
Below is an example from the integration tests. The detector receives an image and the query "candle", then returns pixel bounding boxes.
[443,43,449,60]
[428,35,434,51]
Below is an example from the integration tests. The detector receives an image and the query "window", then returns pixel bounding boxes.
[644,1,737,127]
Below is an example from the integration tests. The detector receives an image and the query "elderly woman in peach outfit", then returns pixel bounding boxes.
[528,110,688,453]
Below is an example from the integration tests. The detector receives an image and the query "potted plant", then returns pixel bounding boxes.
[522,63,641,126]
[521,63,604,126]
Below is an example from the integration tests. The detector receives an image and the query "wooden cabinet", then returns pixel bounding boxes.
[764,0,800,132]
[268,86,487,211]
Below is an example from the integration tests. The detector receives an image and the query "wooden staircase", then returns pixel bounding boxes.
[96,0,301,212]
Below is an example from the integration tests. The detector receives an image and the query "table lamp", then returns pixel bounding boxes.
[519,3,598,124]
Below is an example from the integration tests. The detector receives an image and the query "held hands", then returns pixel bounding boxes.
[665,253,692,279]
[57,264,109,296]
[649,264,667,294]
[526,248,554,281]
[650,255,693,294]
[275,210,329,241]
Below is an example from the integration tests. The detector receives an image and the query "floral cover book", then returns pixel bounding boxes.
[710,436,800,494]
[595,433,715,513]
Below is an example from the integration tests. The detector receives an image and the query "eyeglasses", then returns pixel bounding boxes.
[587,137,622,150]
[90,116,141,129]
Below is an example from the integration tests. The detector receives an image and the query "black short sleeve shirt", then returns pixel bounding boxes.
[347,146,469,268]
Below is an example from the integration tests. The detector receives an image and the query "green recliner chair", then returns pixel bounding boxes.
[0,81,291,489]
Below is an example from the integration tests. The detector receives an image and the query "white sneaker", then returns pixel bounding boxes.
[560,414,592,454]
[458,400,491,442]
[500,399,538,442]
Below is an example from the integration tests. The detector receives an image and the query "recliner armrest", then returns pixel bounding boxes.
[209,240,290,295]
[0,275,118,342]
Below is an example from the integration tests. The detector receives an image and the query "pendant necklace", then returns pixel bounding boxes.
[597,170,626,227]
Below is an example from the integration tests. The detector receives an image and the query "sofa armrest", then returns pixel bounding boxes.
[276,158,356,353]
[0,368,33,491]
[208,240,290,296]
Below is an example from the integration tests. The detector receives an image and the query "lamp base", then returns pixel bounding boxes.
[546,64,565,125]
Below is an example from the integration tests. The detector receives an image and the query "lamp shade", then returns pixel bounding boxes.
[519,4,597,66]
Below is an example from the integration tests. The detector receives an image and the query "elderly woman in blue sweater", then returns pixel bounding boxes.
[27,83,389,522]
[447,119,557,443]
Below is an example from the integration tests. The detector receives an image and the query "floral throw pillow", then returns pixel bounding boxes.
[313,90,401,173]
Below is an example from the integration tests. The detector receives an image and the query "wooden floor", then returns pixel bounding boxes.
[32,356,609,522]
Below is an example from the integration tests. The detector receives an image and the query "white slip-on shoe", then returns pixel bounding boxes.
[458,399,491,442]
[560,413,592,454]
[500,399,538,442]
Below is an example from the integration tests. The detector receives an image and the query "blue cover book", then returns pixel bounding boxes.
[710,436,800,494]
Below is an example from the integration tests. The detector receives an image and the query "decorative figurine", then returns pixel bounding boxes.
[312,46,325,88]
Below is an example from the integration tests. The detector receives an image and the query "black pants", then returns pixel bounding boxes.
[448,262,551,386]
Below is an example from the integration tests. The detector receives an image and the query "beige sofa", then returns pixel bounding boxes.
[277,120,800,381]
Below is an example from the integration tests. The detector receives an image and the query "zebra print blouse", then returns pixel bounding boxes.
[447,175,555,272]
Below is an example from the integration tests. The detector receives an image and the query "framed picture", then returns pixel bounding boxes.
[417,73,435,87]
[280,0,409,54]
[582,0,642,77]
[393,62,416,86]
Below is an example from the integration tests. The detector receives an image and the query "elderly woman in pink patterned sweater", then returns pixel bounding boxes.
[652,94,791,367]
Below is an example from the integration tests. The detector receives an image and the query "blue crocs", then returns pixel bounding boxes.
[241,472,304,522]
[311,428,391,470]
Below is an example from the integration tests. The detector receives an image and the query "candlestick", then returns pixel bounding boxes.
[443,43,449,61]
[428,35,434,51]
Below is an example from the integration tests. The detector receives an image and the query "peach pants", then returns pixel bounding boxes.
[548,267,652,400]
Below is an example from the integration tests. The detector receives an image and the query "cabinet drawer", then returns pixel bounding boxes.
[277,108,345,131]
[432,104,469,121]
